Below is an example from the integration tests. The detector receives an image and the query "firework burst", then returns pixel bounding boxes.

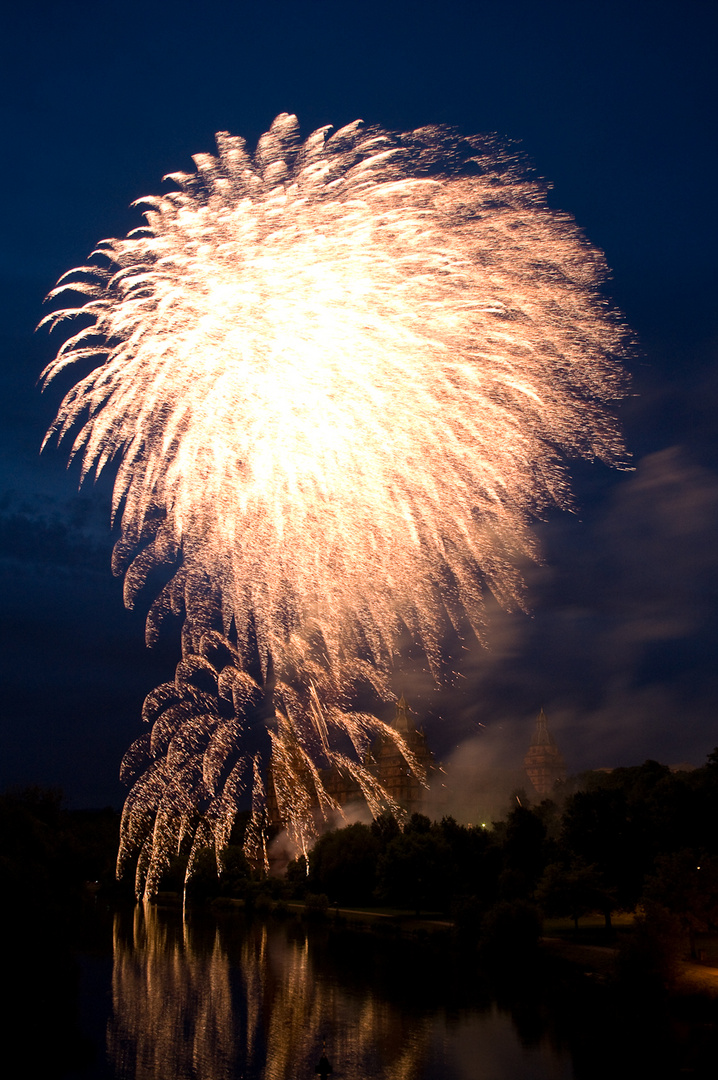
[41,114,627,895]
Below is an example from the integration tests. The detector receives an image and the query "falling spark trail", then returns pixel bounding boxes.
[41,114,627,895]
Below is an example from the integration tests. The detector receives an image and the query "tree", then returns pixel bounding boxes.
[644,851,718,959]
[377,828,450,913]
[617,901,682,990]
[537,860,614,931]
[219,845,251,896]
[561,787,641,916]
[306,823,380,905]
[497,804,548,900]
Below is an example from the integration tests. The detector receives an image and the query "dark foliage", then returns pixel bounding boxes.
[282,747,718,976]
[0,787,123,1075]
[305,822,381,906]
[479,899,543,963]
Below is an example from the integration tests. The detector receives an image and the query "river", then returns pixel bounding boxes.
[57,902,692,1079]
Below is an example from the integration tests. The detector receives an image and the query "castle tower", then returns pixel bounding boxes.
[370,694,433,813]
[318,695,434,816]
[524,708,566,798]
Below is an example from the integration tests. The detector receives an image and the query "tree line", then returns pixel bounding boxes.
[4,748,718,962]
[283,751,718,957]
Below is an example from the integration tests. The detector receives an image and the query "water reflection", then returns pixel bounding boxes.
[107,905,572,1080]
[108,905,239,1079]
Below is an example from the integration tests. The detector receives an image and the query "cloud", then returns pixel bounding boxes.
[0,489,111,576]
[597,446,718,642]
[413,446,718,778]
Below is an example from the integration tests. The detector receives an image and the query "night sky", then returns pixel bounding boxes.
[1,0,717,809]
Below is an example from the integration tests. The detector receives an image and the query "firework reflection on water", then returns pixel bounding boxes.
[108,905,430,1080]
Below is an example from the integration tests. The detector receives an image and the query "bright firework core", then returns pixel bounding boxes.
[41,114,628,896]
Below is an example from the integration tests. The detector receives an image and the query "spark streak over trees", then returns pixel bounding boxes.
[41,114,628,896]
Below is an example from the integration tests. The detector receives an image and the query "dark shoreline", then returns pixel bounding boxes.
[159,890,718,1001]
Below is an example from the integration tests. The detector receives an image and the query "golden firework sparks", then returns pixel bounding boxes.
[42,114,627,896]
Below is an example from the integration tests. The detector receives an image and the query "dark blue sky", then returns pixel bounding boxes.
[1,0,717,807]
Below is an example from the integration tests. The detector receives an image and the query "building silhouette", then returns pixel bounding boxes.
[322,693,434,815]
[367,693,434,812]
[266,694,433,830]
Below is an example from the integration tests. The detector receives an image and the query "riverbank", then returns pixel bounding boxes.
[541,935,718,996]
[205,894,718,998]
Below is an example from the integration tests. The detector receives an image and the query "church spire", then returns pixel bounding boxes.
[530,707,556,747]
[524,708,566,797]
[393,693,413,734]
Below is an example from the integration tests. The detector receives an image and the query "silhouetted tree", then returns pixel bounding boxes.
[497,804,547,900]
[306,823,380,905]
[376,827,450,913]
[537,859,614,932]
[561,787,639,921]
[643,851,718,959]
